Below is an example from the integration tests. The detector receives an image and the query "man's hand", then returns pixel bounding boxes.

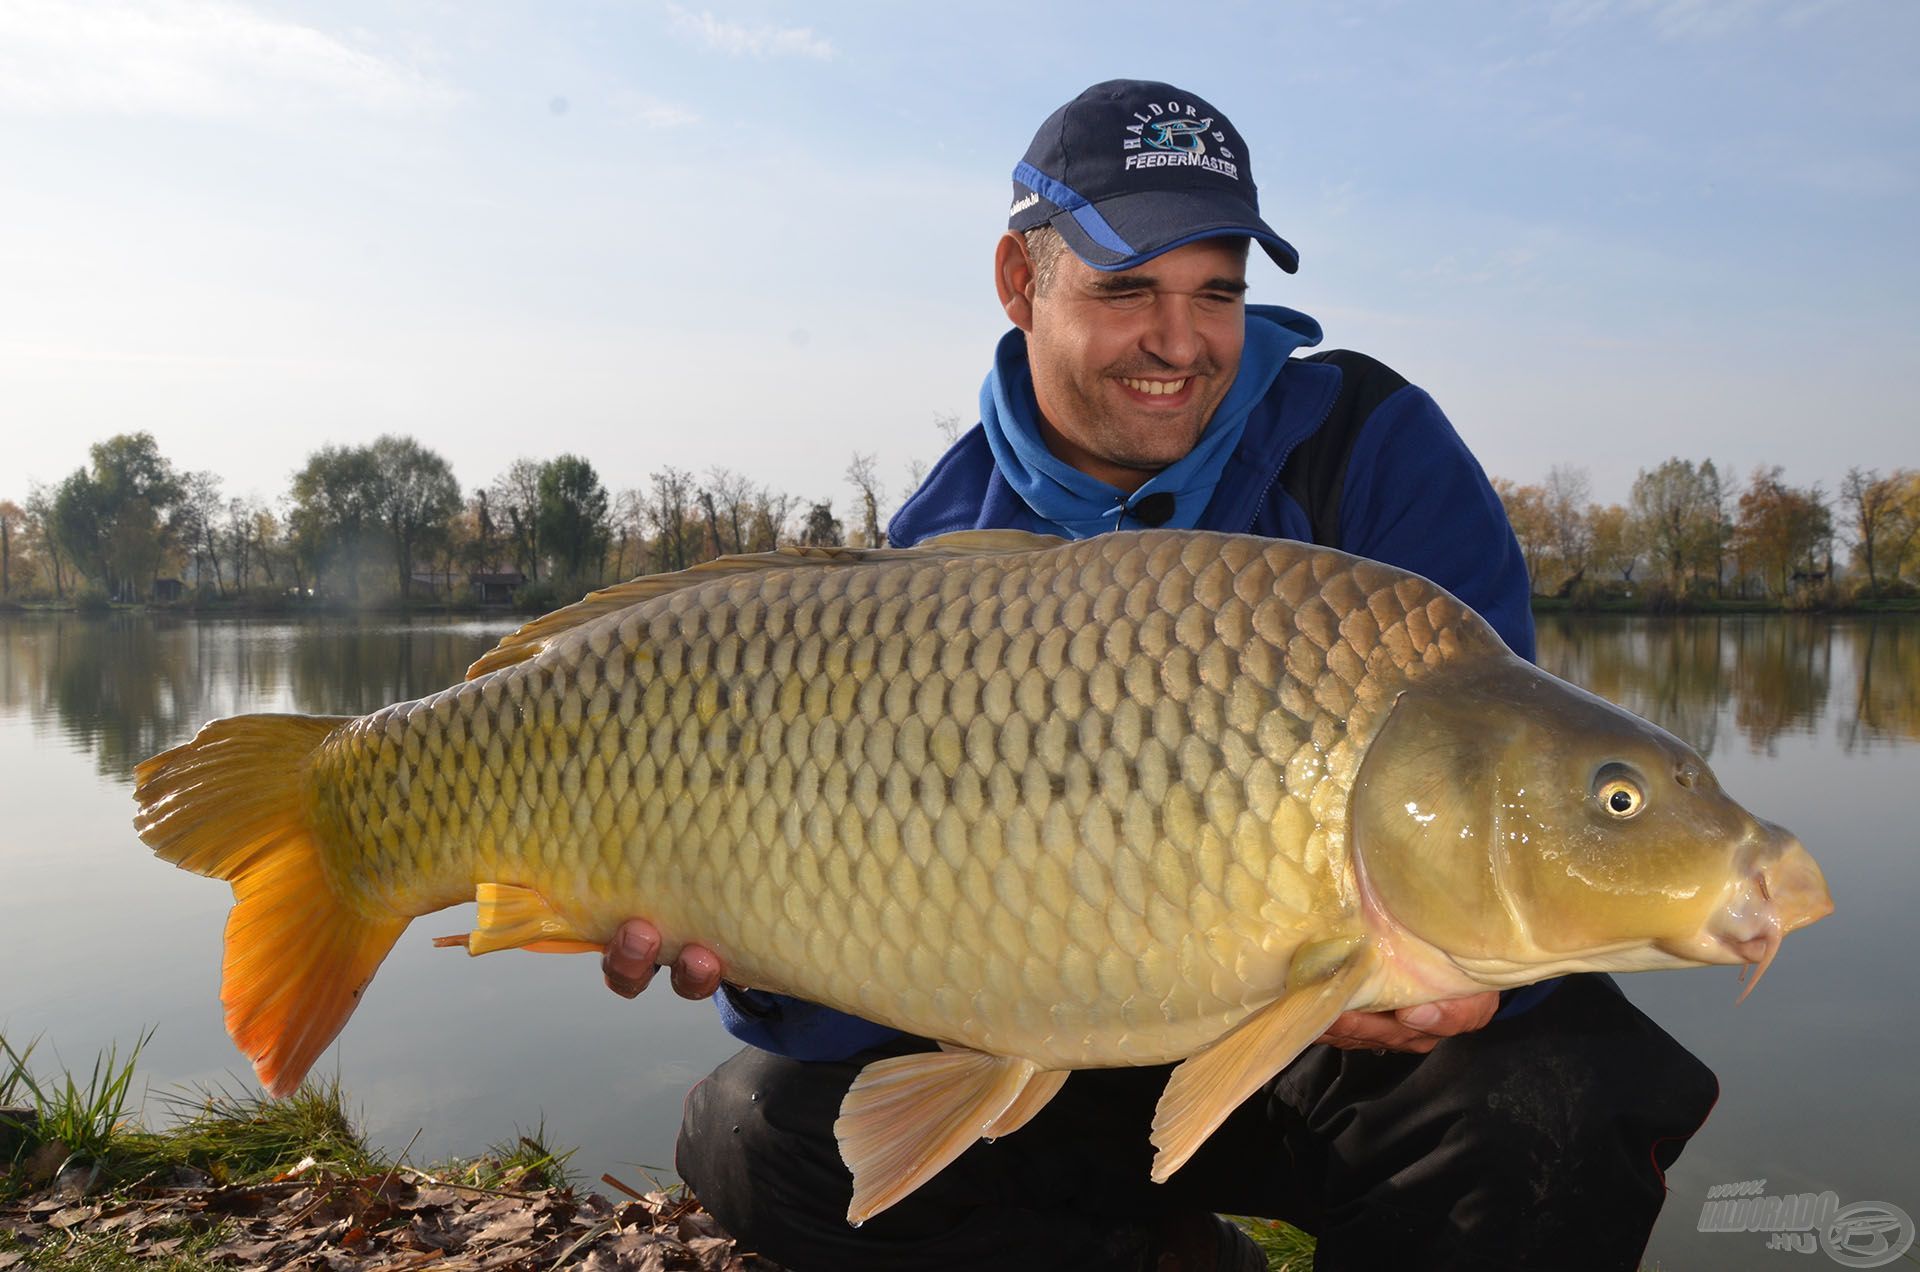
[1316,992,1500,1054]
[602,918,724,1000]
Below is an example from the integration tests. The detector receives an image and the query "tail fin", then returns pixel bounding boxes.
[133,714,408,1098]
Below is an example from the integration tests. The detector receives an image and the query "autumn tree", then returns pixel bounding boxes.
[1543,466,1593,586]
[1735,467,1833,596]
[1629,458,1726,592]
[1493,478,1553,593]
[1841,467,1920,595]
[1587,503,1641,584]
[23,485,68,598]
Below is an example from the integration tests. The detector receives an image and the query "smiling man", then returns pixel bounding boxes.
[605,81,1718,1271]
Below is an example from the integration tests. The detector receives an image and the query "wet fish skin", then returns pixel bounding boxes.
[132,528,1831,1223]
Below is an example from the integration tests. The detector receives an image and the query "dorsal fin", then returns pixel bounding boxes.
[464,530,1066,681]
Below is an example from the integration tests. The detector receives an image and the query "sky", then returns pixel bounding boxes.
[1,0,1915,523]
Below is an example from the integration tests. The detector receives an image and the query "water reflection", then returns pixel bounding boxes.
[0,615,507,781]
[1534,615,1917,757]
[2,613,1915,781]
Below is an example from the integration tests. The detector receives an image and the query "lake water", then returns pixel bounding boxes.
[2,611,1914,1269]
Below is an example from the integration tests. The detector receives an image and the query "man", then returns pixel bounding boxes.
[602,81,1717,1270]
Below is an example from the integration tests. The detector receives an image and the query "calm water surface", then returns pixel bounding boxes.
[2,611,1915,1269]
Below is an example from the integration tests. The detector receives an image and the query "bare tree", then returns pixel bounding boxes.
[933,411,964,443]
[1543,465,1593,587]
[647,467,697,572]
[489,458,545,581]
[846,452,884,548]
[180,471,227,597]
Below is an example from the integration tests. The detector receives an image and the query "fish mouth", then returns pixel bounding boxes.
[1661,835,1833,1002]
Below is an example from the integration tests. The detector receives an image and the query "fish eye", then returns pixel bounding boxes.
[1594,764,1645,819]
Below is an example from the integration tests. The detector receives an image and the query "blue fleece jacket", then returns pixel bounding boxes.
[715,315,1544,1060]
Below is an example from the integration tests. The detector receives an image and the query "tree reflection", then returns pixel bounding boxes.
[1840,619,1920,753]
[0,615,504,783]
[1534,615,1732,756]
[1727,617,1830,754]
[3,612,1914,787]
[1536,615,1918,756]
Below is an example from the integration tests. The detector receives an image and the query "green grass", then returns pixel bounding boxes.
[125,1074,379,1184]
[1,1218,235,1271]
[1,1032,379,1199]
[1231,1215,1317,1271]
[1,1029,150,1195]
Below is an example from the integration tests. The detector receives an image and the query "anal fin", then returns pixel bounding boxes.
[1149,941,1377,1183]
[835,1049,1062,1223]
[446,883,600,956]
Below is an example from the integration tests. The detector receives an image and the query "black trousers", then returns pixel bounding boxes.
[675,975,1718,1272]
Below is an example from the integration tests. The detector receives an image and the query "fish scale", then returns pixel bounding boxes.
[295,531,1455,1069]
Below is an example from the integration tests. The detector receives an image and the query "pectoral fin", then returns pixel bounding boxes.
[1149,940,1377,1183]
[835,1049,1063,1223]
[432,883,600,956]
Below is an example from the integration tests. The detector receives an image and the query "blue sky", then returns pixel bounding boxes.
[2,0,1914,521]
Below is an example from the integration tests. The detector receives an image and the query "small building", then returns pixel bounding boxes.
[469,571,527,606]
[408,569,465,600]
[151,578,184,603]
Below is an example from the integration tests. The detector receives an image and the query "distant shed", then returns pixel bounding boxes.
[470,571,526,606]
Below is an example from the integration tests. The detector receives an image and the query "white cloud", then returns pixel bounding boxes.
[608,89,700,129]
[664,4,833,60]
[0,0,458,117]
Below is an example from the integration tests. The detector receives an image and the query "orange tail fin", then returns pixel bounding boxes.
[133,714,408,1098]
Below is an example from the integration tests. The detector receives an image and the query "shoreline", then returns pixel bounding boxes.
[3,597,1917,619]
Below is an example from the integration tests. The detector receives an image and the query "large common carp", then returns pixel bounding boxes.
[133,530,1831,1221]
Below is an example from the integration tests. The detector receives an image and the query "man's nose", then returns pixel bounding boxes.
[1142,295,1202,368]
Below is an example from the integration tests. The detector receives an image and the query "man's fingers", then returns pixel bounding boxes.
[1317,1011,1436,1053]
[603,919,662,998]
[1315,994,1499,1054]
[1394,991,1500,1037]
[669,945,724,1000]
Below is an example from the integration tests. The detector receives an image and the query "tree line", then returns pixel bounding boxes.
[0,432,897,607]
[2,433,1915,609]
[1496,460,1920,606]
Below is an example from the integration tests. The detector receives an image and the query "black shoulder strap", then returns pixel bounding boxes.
[1281,349,1409,549]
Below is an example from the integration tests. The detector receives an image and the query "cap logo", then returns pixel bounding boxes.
[1009,190,1041,216]
[1120,99,1239,179]
[1144,116,1211,155]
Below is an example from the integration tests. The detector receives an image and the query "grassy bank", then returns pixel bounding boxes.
[1,1033,1319,1270]
[0,1032,759,1270]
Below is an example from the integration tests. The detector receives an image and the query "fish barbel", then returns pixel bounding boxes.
[132,529,1832,1221]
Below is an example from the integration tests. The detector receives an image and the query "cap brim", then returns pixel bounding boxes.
[1047,187,1299,274]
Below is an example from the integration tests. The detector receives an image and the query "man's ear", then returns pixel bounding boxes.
[995,232,1036,331]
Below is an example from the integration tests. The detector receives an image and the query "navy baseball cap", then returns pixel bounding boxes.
[1009,79,1298,274]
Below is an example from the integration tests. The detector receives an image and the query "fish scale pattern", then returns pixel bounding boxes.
[307,530,1494,1070]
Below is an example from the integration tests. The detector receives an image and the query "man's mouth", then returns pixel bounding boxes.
[1119,376,1190,398]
